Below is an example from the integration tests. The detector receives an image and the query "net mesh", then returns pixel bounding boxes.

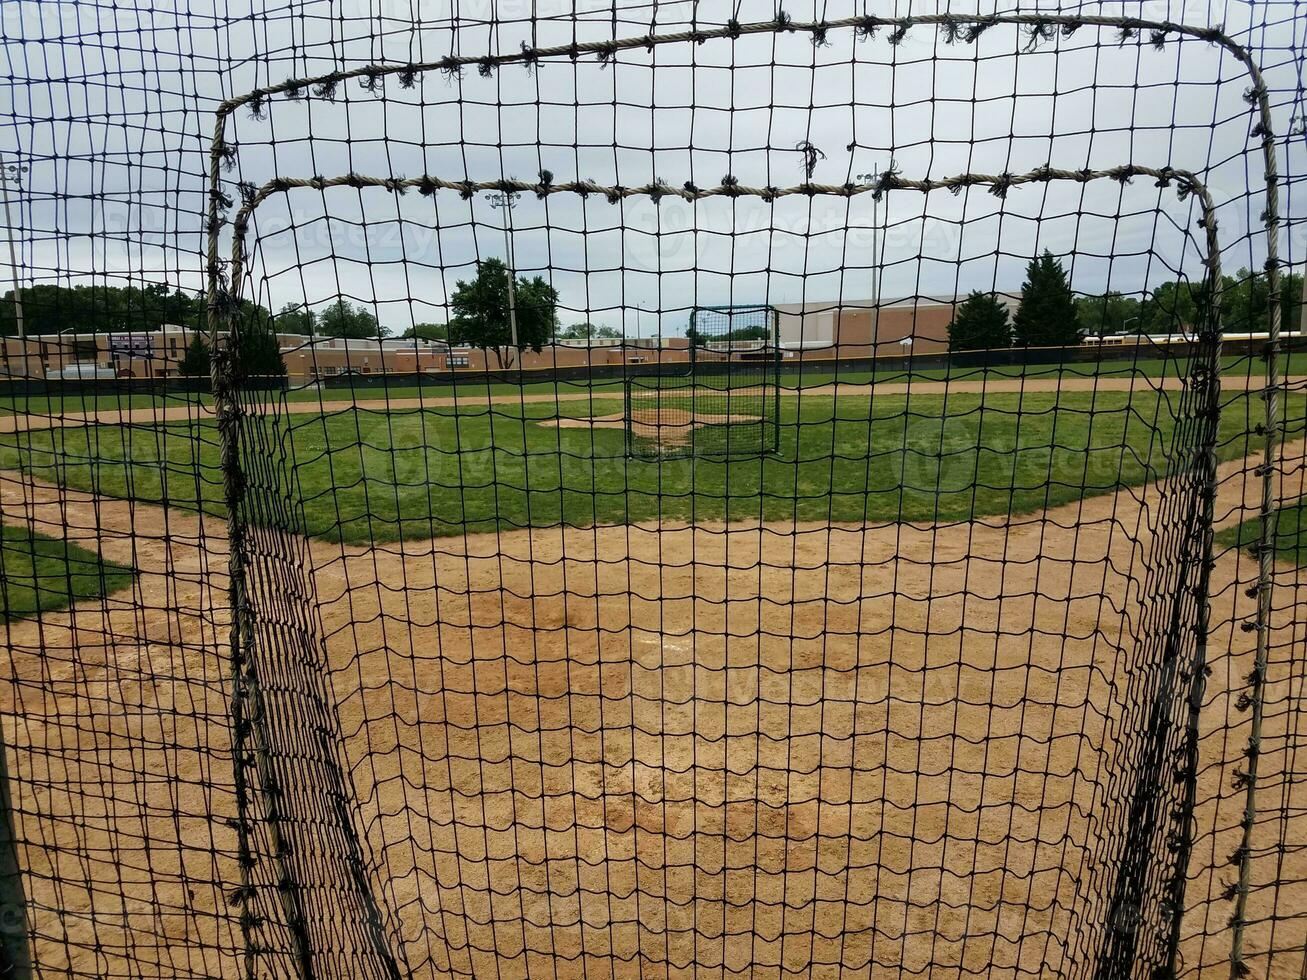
[0,3,1304,979]
[624,305,780,458]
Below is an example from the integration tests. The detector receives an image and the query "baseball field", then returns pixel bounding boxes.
[0,366,1303,978]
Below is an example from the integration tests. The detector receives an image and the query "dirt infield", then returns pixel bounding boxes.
[0,439,1303,978]
[2,374,1304,434]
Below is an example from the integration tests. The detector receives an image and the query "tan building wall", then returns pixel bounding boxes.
[283,338,693,378]
[0,327,219,380]
[0,304,969,382]
[774,301,957,355]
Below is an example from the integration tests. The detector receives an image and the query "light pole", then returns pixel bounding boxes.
[858,163,894,341]
[0,155,27,341]
[857,168,880,315]
[487,191,520,364]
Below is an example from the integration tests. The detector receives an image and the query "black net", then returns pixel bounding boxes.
[0,4,1304,980]
[624,305,780,459]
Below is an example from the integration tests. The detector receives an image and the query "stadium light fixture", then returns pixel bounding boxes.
[857,167,883,315]
[488,191,520,356]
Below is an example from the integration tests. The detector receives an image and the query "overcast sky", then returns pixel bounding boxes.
[1,0,1304,336]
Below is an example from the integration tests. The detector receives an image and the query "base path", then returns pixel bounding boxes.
[0,435,1302,978]
[1,374,1303,434]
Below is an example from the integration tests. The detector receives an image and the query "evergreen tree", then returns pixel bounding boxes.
[947,292,1012,351]
[228,304,285,380]
[1013,250,1081,347]
[177,334,211,376]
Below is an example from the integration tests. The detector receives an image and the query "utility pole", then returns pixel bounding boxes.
[0,155,28,342]
[488,191,519,366]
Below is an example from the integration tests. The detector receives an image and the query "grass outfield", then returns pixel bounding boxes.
[0,351,1300,416]
[1217,496,1307,565]
[1,388,1301,545]
[0,524,135,620]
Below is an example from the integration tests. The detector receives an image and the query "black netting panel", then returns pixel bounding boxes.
[623,305,780,459]
[0,4,1303,980]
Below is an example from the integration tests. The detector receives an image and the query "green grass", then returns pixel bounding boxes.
[2,387,1300,545]
[0,524,135,621]
[1216,497,1307,566]
[0,351,1298,416]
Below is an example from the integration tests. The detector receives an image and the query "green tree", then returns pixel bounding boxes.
[947,292,1012,351]
[721,325,770,342]
[1138,279,1204,335]
[401,322,449,342]
[177,334,211,376]
[448,258,559,368]
[276,302,317,335]
[317,299,386,339]
[1128,269,1304,336]
[0,283,204,336]
[1284,270,1305,333]
[1074,291,1143,338]
[1013,251,1081,347]
[228,303,285,380]
[558,322,621,340]
[1218,267,1305,334]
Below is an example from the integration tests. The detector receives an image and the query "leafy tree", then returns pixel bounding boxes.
[1138,279,1205,335]
[558,322,621,340]
[720,325,771,342]
[177,334,211,376]
[1217,267,1305,334]
[276,302,317,335]
[0,283,204,336]
[317,299,386,339]
[947,292,1012,351]
[1282,270,1305,333]
[1013,250,1081,347]
[1074,291,1143,337]
[401,322,448,341]
[448,258,559,368]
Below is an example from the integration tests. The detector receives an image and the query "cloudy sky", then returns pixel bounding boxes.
[1,0,1304,336]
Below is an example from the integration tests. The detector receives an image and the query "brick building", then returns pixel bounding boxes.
[0,298,987,381]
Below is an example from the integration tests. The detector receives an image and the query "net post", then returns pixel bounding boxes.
[624,347,633,457]
[689,307,699,450]
[1096,181,1225,978]
[0,736,30,980]
[208,188,317,978]
[1164,239,1226,979]
[771,306,781,455]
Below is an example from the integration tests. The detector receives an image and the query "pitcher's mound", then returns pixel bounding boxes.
[541,408,762,446]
